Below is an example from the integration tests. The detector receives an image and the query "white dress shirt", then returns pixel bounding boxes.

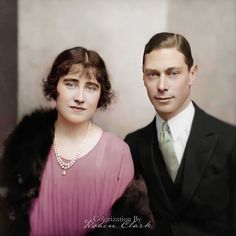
[156,101,195,164]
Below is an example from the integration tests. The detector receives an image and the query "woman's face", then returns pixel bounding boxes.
[56,67,101,125]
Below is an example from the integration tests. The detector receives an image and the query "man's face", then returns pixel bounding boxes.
[143,47,197,120]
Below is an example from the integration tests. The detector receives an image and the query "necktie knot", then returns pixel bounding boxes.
[162,121,169,132]
[160,122,172,143]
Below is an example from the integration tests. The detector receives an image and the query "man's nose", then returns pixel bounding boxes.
[157,75,168,92]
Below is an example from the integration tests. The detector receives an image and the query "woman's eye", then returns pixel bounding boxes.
[65,82,76,88]
[86,85,97,91]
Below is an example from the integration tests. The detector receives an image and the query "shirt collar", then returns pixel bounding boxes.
[156,101,195,141]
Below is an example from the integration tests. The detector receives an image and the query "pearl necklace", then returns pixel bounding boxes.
[53,121,91,176]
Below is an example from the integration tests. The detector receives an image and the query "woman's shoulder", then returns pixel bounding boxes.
[2,108,56,163]
[98,131,132,162]
[102,130,129,149]
[18,107,56,127]
[8,108,56,137]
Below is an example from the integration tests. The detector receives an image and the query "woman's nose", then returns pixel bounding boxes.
[73,88,85,104]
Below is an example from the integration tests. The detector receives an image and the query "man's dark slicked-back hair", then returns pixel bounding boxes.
[143,32,194,70]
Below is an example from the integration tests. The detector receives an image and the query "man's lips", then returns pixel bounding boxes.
[155,96,173,101]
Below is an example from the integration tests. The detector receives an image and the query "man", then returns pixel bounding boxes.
[125,32,236,236]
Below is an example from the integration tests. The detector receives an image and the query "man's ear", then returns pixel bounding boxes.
[189,64,198,86]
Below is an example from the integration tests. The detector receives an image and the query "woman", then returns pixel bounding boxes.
[1,47,134,236]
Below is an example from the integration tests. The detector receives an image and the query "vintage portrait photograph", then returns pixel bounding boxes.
[0,0,236,235]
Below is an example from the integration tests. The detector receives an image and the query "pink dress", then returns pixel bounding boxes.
[29,131,134,236]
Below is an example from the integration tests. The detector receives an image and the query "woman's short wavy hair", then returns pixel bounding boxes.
[43,47,114,109]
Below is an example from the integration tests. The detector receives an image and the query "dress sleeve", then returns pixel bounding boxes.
[110,143,134,205]
[124,133,142,178]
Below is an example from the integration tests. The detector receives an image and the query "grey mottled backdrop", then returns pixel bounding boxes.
[1,0,236,146]
[17,0,236,139]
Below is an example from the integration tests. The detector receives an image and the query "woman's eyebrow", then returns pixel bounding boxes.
[63,78,79,82]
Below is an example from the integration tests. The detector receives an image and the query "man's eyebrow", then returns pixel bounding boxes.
[165,67,182,71]
[144,67,182,73]
[144,68,159,73]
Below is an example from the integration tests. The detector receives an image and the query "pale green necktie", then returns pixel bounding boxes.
[159,122,179,181]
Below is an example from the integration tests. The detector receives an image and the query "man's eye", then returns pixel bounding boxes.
[145,72,159,79]
[167,71,181,78]
[172,71,180,75]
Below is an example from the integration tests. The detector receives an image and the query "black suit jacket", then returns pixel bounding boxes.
[125,104,236,236]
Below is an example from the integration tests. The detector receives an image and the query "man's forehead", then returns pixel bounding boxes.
[144,48,187,69]
[145,48,185,60]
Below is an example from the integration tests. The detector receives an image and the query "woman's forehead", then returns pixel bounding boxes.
[67,64,98,81]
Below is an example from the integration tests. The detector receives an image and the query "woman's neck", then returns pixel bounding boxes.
[53,114,102,160]
[55,115,91,141]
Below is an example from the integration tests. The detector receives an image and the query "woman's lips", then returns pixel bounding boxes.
[70,106,86,111]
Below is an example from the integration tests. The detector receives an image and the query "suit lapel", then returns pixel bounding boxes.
[176,105,218,213]
[138,119,173,213]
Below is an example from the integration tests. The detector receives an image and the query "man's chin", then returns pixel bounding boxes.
[154,106,175,120]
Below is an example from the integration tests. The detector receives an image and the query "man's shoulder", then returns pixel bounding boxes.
[206,113,235,128]
[195,104,236,136]
[206,113,236,137]
[124,119,155,143]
